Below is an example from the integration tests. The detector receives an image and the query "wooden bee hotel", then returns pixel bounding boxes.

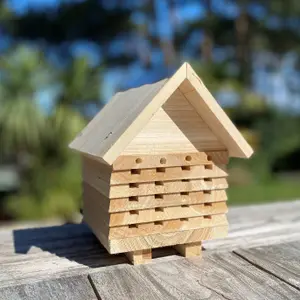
[69,62,253,265]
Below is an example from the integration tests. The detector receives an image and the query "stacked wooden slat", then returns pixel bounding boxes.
[82,151,229,264]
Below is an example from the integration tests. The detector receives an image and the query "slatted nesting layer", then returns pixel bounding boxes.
[82,151,229,263]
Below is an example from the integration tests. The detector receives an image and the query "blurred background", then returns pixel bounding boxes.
[1,0,300,223]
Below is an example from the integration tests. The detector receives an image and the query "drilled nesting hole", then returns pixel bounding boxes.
[181,166,190,171]
[181,179,190,182]
[207,155,212,161]
[204,178,212,182]
[180,218,189,222]
[204,215,212,219]
[185,155,192,161]
[204,190,211,194]
[180,192,189,196]
[129,210,139,215]
[156,167,165,173]
[204,203,213,207]
[160,158,167,164]
[154,221,163,226]
[155,194,163,199]
[155,181,164,186]
[204,164,213,170]
[155,207,164,212]
[129,183,139,188]
[128,224,138,228]
[129,196,138,202]
[135,158,142,164]
[131,169,141,175]
[181,204,189,208]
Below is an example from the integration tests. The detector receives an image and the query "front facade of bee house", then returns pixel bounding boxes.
[70,63,253,265]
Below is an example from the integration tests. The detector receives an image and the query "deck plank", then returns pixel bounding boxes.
[235,241,300,290]
[89,252,300,300]
[0,275,97,300]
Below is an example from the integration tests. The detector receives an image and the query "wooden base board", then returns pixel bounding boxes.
[125,249,152,265]
[174,241,202,258]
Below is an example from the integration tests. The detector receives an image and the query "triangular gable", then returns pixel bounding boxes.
[69,63,253,165]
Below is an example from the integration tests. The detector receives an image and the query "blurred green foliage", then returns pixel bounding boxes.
[1,0,300,221]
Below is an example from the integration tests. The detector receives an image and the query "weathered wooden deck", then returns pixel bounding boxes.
[1,200,300,300]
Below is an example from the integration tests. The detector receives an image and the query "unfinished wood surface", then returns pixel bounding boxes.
[108,189,228,213]
[235,242,300,290]
[113,151,228,170]
[125,249,152,265]
[174,241,202,258]
[109,215,228,239]
[185,63,253,158]
[108,225,228,254]
[122,88,225,155]
[111,164,227,185]
[108,202,228,226]
[89,252,300,300]
[0,275,97,300]
[107,177,228,198]
[82,156,112,183]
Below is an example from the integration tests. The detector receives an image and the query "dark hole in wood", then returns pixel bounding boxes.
[154,221,163,225]
[128,224,138,228]
[181,179,190,182]
[185,155,192,161]
[204,164,213,170]
[181,204,189,208]
[180,218,189,222]
[155,207,164,212]
[204,215,212,219]
[204,178,212,182]
[156,167,166,173]
[207,155,212,161]
[129,196,138,202]
[155,181,164,186]
[204,203,213,207]
[204,190,211,194]
[160,158,167,164]
[131,169,141,175]
[129,210,139,215]
[135,158,142,164]
[129,183,139,188]
[155,194,163,199]
[180,192,189,196]
[181,166,191,171]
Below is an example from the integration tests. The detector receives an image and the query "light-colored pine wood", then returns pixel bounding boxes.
[70,62,253,163]
[122,88,225,155]
[83,182,227,213]
[111,164,227,185]
[185,63,253,158]
[113,151,228,170]
[107,225,228,254]
[82,155,112,182]
[125,249,152,265]
[109,215,228,239]
[107,177,228,198]
[108,202,228,226]
[174,241,202,257]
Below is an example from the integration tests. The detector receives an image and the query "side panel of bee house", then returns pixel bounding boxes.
[82,151,229,261]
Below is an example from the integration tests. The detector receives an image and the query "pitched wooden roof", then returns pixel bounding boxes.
[69,62,253,164]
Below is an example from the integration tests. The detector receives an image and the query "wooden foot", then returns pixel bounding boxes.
[125,249,152,265]
[174,242,202,258]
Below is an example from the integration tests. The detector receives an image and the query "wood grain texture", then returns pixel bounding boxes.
[108,202,228,226]
[174,242,202,257]
[0,275,97,300]
[112,151,228,170]
[90,252,300,300]
[185,63,253,158]
[108,214,228,239]
[108,189,228,213]
[122,88,225,155]
[107,178,228,198]
[107,225,228,254]
[110,164,227,185]
[125,249,152,265]
[235,242,300,290]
